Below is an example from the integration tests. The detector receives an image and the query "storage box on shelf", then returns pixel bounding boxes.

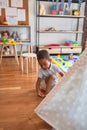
[39,45,82,54]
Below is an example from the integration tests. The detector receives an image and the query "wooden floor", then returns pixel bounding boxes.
[0,58,52,130]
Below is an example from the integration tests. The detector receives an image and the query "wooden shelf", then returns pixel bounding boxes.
[38,30,84,34]
[0,25,30,27]
[38,14,85,18]
[19,39,30,42]
[37,0,85,3]
[0,42,22,45]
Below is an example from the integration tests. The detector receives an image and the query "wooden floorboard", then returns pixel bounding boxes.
[0,58,52,130]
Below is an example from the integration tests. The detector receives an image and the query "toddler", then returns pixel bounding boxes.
[36,50,64,98]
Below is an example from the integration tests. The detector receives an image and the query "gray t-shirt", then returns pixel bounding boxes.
[38,63,61,86]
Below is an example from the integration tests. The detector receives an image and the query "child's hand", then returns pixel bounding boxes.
[37,90,45,98]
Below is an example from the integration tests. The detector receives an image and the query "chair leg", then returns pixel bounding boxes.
[35,57,38,71]
[0,45,4,64]
[31,57,33,70]
[20,56,23,72]
[13,45,19,65]
[25,57,28,74]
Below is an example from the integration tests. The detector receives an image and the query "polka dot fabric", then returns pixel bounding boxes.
[35,48,87,130]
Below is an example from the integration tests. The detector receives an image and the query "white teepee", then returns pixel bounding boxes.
[35,48,87,130]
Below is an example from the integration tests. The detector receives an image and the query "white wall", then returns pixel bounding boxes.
[28,0,36,44]
[29,1,85,47]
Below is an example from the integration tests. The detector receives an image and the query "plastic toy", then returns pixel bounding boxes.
[8,39,17,44]
[1,37,8,44]
[51,4,57,15]
[72,10,80,16]
[39,4,46,15]
[3,17,8,25]
[59,0,64,15]
[68,0,72,9]
[64,40,73,46]
[64,4,70,15]
[56,0,59,14]
[52,54,80,72]
[51,0,59,15]
[73,41,79,46]
[1,31,9,44]
[11,31,20,41]
[45,27,56,32]
[52,55,73,72]
[44,43,60,47]
[1,31,10,39]
[64,40,79,46]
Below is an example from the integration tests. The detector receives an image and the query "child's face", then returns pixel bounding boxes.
[38,58,51,70]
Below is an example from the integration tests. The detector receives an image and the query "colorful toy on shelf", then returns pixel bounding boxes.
[44,43,60,47]
[11,31,20,41]
[1,37,8,44]
[45,27,56,32]
[1,31,9,44]
[40,3,46,15]
[2,17,8,25]
[64,4,70,15]
[64,40,73,46]
[8,39,17,44]
[73,41,79,46]
[1,31,10,39]
[59,0,64,15]
[51,0,59,15]
[72,9,80,16]
[68,0,72,9]
[51,0,57,15]
[64,40,79,46]
[56,0,59,14]
[72,0,83,16]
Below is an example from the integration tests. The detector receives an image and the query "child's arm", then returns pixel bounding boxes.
[59,71,64,77]
[36,78,45,98]
[54,64,65,77]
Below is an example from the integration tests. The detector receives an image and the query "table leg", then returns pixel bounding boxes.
[13,45,19,65]
[0,45,4,64]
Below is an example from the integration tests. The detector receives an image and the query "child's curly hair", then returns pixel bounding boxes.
[37,50,50,60]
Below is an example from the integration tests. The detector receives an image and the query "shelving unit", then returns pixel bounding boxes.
[36,0,86,54]
[0,25,31,56]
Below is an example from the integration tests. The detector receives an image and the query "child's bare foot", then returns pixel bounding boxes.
[37,91,45,98]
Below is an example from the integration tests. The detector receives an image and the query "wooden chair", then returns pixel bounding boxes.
[20,44,38,74]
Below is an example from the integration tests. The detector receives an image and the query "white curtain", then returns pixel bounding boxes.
[35,48,87,130]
